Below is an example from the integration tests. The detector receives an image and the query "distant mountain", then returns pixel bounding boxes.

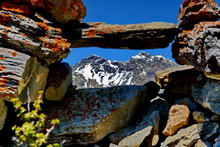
[72,52,178,89]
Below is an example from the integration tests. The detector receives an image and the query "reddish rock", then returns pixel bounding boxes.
[163,104,190,136]
[32,0,86,23]
[178,0,220,27]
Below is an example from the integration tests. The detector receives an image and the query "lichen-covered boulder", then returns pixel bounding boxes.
[192,78,220,115]
[44,82,160,145]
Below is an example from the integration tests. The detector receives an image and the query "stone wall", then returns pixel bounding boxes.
[0,0,220,146]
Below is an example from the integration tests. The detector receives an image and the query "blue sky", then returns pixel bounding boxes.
[63,0,220,66]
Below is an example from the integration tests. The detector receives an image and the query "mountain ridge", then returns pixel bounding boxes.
[72,52,178,89]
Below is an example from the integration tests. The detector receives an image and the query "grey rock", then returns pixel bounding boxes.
[192,78,220,115]
[44,83,160,145]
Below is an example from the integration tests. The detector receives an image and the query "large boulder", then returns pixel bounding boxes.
[44,82,160,145]
[192,78,220,115]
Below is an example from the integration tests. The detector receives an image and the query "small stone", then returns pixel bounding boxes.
[211,114,220,122]
[193,111,209,123]
[194,139,212,147]
[162,104,190,136]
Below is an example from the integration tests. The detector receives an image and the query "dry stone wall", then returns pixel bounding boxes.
[0,0,220,146]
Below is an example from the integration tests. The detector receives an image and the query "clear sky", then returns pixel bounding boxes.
[63,0,220,66]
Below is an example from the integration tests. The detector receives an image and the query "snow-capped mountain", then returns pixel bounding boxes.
[72,52,178,88]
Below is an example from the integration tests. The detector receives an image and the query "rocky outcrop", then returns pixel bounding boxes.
[43,82,160,145]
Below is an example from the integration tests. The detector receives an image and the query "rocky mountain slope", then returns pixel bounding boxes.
[72,52,178,88]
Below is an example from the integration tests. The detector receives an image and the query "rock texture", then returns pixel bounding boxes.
[73,52,178,89]
[162,104,190,136]
[67,22,178,49]
[192,78,220,115]
[161,123,219,147]
[44,83,160,145]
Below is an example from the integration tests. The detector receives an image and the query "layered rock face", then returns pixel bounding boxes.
[1,0,220,146]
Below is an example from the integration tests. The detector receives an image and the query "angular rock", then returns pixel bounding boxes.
[0,100,7,130]
[45,63,72,101]
[0,10,70,64]
[67,22,178,49]
[44,83,160,145]
[0,47,49,102]
[194,139,213,147]
[117,126,153,147]
[161,123,219,147]
[162,104,190,136]
[178,0,220,27]
[155,65,201,95]
[172,21,220,80]
[192,78,220,115]
[32,0,86,23]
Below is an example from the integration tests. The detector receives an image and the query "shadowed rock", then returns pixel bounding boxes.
[0,100,7,130]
